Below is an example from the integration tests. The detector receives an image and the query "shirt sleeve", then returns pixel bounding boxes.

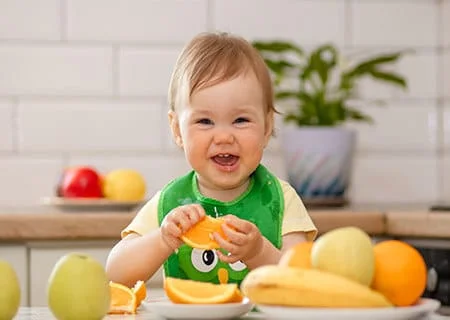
[121,190,161,238]
[279,178,318,241]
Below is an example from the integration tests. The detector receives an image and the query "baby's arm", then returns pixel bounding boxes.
[106,202,205,287]
[105,230,172,288]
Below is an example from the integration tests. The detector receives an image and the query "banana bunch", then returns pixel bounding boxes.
[241,265,392,308]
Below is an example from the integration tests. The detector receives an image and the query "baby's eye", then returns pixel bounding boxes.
[196,118,213,125]
[234,117,249,124]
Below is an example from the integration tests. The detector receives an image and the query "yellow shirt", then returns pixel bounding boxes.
[122,178,317,241]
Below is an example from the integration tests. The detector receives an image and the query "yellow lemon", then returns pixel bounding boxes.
[102,169,146,201]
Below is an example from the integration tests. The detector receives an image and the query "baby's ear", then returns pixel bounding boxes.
[263,110,275,147]
[168,110,183,148]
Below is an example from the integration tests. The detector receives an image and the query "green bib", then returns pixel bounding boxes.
[157,164,284,285]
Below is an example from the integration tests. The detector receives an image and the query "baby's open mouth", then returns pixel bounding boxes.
[212,154,239,167]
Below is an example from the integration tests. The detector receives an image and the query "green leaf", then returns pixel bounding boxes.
[263,59,295,74]
[368,70,407,88]
[252,41,304,56]
[345,52,403,78]
[345,108,374,123]
[275,91,298,100]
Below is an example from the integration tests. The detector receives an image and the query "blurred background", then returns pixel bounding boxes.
[0,0,449,210]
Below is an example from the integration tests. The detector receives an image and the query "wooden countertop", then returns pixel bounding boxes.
[0,209,449,241]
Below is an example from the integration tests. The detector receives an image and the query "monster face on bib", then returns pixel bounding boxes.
[177,245,248,284]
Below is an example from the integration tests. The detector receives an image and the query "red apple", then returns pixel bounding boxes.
[56,166,103,198]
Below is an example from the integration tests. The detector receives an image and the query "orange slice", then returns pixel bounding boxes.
[164,277,243,304]
[108,281,137,314]
[132,280,147,308]
[181,215,227,249]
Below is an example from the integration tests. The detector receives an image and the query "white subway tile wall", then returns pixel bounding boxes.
[345,103,439,152]
[118,48,181,96]
[445,104,450,151]
[0,157,63,207]
[0,100,14,151]
[213,0,346,45]
[444,51,450,98]
[17,99,164,152]
[351,1,438,48]
[443,1,450,47]
[66,0,208,43]
[0,0,61,41]
[0,45,113,96]
[0,0,449,208]
[349,155,438,204]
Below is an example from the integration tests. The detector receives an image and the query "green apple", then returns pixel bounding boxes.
[0,260,20,320]
[311,226,375,286]
[47,253,110,320]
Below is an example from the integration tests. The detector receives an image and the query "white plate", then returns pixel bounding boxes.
[142,297,254,320]
[40,196,145,212]
[257,298,441,320]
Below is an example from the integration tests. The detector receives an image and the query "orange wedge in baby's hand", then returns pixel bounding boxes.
[108,280,147,314]
[181,215,228,249]
[164,277,243,304]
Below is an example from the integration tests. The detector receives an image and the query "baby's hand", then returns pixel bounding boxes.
[160,204,205,251]
[213,215,263,264]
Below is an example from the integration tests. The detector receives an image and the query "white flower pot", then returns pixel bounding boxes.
[280,126,356,203]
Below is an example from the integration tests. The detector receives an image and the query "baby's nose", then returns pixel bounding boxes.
[213,128,235,144]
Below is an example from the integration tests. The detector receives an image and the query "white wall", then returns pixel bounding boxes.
[0,0,449,209]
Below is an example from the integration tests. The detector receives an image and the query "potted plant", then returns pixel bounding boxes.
[253,41,408,206]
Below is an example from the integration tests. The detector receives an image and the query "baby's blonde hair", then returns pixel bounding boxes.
[168,32,276,118]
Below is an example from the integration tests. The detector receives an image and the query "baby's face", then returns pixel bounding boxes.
[171,71,273,201]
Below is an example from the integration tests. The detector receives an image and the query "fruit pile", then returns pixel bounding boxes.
[56,166,147,202]
[242,227,428,308]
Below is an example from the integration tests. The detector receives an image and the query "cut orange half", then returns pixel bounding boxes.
[181,215,227,249]
[164,277,243,304]
[132,280,147,307]
[108,281,137,314]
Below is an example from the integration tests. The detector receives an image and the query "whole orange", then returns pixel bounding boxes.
[279,241,313,269]
[371,240,427,306]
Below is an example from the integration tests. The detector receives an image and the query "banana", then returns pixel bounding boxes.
[241,265,392,308]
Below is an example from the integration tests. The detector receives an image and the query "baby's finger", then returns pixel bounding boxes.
[176,211,192,233]
[166,222,182,238]
[222,215,246,232]
[222,223,246,246]
[186,204,204,224]
[212,232,237,254]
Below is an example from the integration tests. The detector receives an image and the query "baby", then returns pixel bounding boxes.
[106,32,317,287]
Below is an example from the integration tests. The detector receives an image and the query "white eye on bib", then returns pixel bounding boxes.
[190,248,218,272]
